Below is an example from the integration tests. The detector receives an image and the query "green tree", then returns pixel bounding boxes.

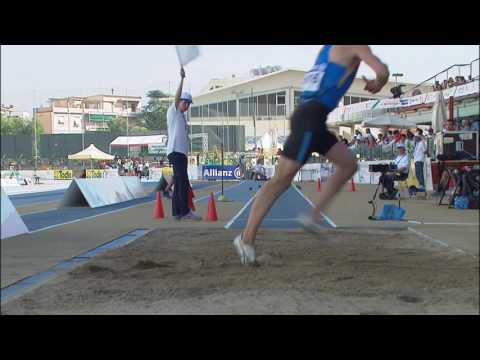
[142,90,170,131]
[108,117,127,134]
[0,115,43,136]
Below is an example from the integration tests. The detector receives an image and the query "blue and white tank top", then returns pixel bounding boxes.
[301,45,358,112]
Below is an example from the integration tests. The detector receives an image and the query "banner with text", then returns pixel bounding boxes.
[202,165,242,180]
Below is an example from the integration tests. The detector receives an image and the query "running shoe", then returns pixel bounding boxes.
[297,213,326,236]
[233,233,256,266]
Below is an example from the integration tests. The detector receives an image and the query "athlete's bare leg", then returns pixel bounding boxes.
[310,142,357,222]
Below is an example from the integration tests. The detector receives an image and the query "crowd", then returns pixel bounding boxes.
[102,157,152,179]
[432,75,472,91]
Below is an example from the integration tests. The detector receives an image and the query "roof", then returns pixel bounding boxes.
[194,69,306,97]
[110,135,167,146]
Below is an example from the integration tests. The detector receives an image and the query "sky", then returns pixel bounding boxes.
[1,45,478,115]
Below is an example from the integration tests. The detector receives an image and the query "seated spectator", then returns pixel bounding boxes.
[433,81,441,91]
[447,77,455,88]
[427,127,434,138]
[379,143,410,199]
[393,129,402,143]
[471,118,479,131]
[460,119,471,131]
[377,133,384,144]
[354,129,364,143]
[443,119,456,132]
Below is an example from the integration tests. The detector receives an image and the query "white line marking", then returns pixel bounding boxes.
[407,227,449,247]
[408,227,477,258]
[224,195,256,229]
[29,183,222,234]
[420,222,479,226]
[292,185,337,228]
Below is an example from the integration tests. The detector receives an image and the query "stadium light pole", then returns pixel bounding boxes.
[392,73,404,87]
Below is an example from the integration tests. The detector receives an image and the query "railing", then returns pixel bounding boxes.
[407,58,479,93]
[349,138,435,161]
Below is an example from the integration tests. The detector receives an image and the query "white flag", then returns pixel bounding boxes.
[175,45,200,66]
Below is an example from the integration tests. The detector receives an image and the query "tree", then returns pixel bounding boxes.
[0,115,43,136]
[108,117,127,134]
[142,90,170,131]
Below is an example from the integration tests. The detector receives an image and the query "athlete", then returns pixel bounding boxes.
[233,45,390,265]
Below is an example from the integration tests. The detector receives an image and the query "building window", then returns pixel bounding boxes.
[294,91,303,108]
[257,95,267,116]
[209,103,218,117]
[239,98,249,116]
[191,106,200,117]
[267,93,276,116]
[350,96,360,104]
[276,91,286,116]
[202,104,209,118]
[343,96,351,105]
[249,96,256,116]
[228,100,236,117]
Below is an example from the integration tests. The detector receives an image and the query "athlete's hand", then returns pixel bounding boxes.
[362,76,384,94]
[180,67,185,79]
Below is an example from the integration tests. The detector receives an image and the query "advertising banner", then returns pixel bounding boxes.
[202,165,242,180]
[54,170,73,180]
[86,169,104,178]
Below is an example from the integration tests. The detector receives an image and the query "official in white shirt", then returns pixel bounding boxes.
[166,67,201,221]
[379,143,410,199]
[414,130,427,191]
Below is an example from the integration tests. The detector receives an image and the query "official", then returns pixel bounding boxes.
[379,143,409,199]
[166,67,201,221]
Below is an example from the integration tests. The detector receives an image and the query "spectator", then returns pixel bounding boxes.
[341,138,349,146]
[470,118,479,132]
[427,127,434,138]
[379,143,409,199]
[354,129,364,143]
[405,130,415,160]
[443,119,456,132]
[377,133,384,145]
[460,119,471,131]
[399,133,407,145]
[393,130,401,143]
[414,132,427,192]
[365,128,376,148]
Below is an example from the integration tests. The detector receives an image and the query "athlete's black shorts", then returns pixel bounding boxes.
[282,100,338,165]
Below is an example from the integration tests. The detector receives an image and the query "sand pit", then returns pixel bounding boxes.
[2,227,478,314]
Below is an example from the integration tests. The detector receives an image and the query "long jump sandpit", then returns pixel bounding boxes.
[2,226,478,315]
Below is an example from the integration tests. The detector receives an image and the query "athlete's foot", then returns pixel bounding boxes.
[233,233,256,266]
[297,213,326,236]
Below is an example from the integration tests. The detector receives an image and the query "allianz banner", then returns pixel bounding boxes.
[202,165,241,180]
[54,170,73,180]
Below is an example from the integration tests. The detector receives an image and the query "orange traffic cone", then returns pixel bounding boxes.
[206,192,218,221]
[316,177,321,192]
[349,177,356,192]
[188,186,196,211]
[153,192,165,219]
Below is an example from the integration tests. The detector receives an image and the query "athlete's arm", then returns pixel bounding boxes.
[354,45,389,93]
[175,67,186,109]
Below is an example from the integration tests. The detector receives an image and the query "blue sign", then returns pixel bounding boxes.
[202,165,241,180]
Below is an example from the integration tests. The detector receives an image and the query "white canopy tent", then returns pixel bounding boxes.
[68,144,114,171]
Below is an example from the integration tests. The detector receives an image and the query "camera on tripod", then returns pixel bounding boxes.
[369,163,397,173]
